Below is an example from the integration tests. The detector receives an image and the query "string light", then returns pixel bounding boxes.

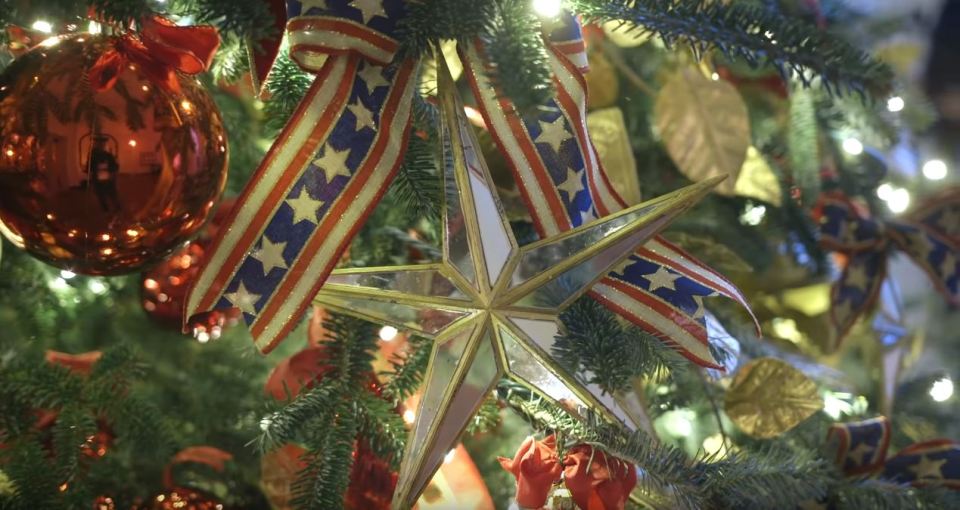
[922,159,948,181]
[930,376,953,402]
[710,72,720,81]
[740,204,766,226]
[531,0,562,17]
[379,325,399,341]
[886,96,905,112]
[886,187,911,214]
[60,270,76,279]
[402,409,416,424]
[88,21,102,34]
[31,20,53,33]
[88,280,107,295]
[842,138,863,156]
[876,183,894,201]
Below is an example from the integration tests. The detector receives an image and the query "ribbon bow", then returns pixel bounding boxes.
[186,6,750,366]
[460,14,754,368]
[827,416,960,489]
[816,191,960,340]
[88,15,220,93]
[499,435,637,510]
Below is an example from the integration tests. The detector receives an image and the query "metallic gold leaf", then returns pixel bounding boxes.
[724,357,822,438]
[734,146,782,206]
[662,232,753,274]
[586,107,642,205]
[654,67,750,195]
[586,49,619,110]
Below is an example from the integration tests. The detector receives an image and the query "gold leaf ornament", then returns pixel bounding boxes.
[654,66,751,195]
[724,357,822,438]
[586,107,641,205]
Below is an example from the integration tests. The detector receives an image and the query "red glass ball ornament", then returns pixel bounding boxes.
[0,34,228,275]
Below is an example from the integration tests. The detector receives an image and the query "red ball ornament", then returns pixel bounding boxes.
[138,489,223,510]
[0,33,228,275]
[140,199,237,330]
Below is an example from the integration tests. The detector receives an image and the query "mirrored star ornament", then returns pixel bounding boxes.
[313,58,723,509]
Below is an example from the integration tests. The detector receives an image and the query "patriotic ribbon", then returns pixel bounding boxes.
[185,0,417,353]
[461,14,754,368]
[827,417,960,489]
[88,15,220,93]
[816,190,960,341]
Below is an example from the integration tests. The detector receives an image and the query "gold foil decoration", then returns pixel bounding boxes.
[585,49,619,110]
[654,66,750,196]
[724,357,822,438]
[314,57,721,509]
[586,108,642,205]
[735,146,782,206]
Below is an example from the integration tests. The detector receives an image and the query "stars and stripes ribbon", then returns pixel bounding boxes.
[816,190,960,341]
[185,0,417,353]
[826,416,960,489]
[460,14,753,368]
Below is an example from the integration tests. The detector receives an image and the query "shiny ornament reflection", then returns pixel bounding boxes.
[0,34,227,275]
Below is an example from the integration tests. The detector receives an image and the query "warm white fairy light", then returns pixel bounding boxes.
[930,376,954,402]
[60,270,76,280]
[532,0,562,17]
[842,138,864,156]
[740,204,766,226]
[88,20,102,34]
[88,280,107,295]
[31,20,53,33]
[886,187,910,214]
[922,159,948,181]
[876,183,894,201]
[886,96,905,112]
[711,72,720,81]
[402,409,416,424]
[379,325,399,341]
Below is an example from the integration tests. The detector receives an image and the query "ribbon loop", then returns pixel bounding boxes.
[461,13,755,368]
[285,0,403,72]
[816,191,960,340]
[827,417,960,489]
[88,15,219,93]
[186,0,417,353]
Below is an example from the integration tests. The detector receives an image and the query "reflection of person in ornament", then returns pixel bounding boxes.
[89,136,121,212]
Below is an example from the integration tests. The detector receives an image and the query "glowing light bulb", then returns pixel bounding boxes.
[60,270,76,279]
[930,377,953,402]
[886,188,910,214]
[50,277,69,291]
[710,72,719,81]
[740,204,766,226]
[31,20,53,33]
[532,0,562,17]
[88,280,107,294]
[88,21,102,34]
[379,325,399,341]
[402,409,416,424]
[887,96,904,112]
[922,159,948,181]
[842,138,863,156]
[876,183,894,201]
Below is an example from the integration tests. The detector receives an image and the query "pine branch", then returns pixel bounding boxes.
[788,85,820,201]
[263,50,313,136]
[255,380,339,451]
[291,400,358,510]
[466,394,501,435]
[572,0,892,96]
[381,334,432,405]
[354,392,407,468]
[697,446,830,509]
[389,135,442,223]
[555,298,686,393]
[832,479,960,510]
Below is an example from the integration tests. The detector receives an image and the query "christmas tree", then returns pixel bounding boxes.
[0,0,958,509]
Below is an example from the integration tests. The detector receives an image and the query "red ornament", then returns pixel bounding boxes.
[140,199,238,330]
[138,489,223,510]
[0,32,227,275]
